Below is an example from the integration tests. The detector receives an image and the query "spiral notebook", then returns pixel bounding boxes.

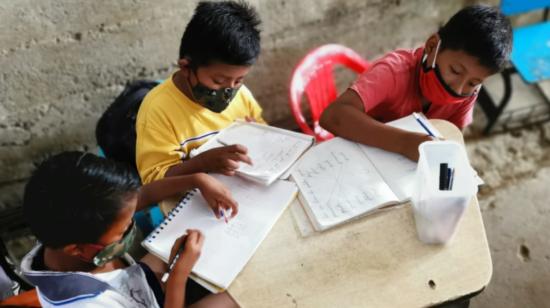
[141,174,298,292]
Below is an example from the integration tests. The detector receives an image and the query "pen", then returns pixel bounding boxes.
[161,244,185,283]
[413,112,436,138]
[219,208,229,224]
[446,167,452,190]
[217,138,229,146]
[448,168,455,190]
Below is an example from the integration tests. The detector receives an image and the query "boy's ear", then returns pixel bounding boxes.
[66,243,102,261]
[62,244,83,257]
[424,33,441,65]
[178,58,190,69]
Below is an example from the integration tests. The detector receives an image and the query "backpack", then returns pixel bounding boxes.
[95,80,160,169]
[95,80,165,234]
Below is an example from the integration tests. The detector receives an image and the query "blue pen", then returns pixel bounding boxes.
[448,168,455,190]
[413,113,436,138]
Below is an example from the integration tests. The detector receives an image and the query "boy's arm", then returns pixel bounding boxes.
[136,123,251,181]
[165,144,252,178]
[319,89,432,161]
[137,172,239,217]
[164,269,188,308]
[164,156,207,177]
[164,231,203,308]
[136,173,202,211]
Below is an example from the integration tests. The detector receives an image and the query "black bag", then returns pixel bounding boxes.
[95,80,160,169]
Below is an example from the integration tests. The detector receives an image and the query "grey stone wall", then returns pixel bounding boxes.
[0,0,470,209]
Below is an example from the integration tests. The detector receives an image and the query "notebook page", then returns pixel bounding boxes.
[291,137,399,231]
[142,175,297,290]
[358,113,442,201]
[218,123,313,180]
[191,122,313,185]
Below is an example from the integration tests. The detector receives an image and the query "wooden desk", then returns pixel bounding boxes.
[159,120,492,307]
[225,120,492,307]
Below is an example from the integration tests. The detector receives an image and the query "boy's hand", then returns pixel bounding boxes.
[400,132,435,162]
[244,116,256,123]
[169,230,204,278]
[196,144,252,176]
[196,173,239,218]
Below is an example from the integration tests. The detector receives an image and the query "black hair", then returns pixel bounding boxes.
[23,151,141,248]
[438,5,513,73]
[179,0,261,67]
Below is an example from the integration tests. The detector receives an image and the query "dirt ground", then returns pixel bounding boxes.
[466,75,550,308]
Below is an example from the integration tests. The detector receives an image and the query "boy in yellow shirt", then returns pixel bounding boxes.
[136,0,265,184]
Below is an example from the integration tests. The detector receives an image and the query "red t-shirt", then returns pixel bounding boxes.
[349,47,476,129]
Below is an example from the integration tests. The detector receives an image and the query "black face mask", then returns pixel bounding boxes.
[188,70,240,113]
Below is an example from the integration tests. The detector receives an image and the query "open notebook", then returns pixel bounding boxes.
[142,174,297,292]
[290,113,443,231]
[191,121,314,185]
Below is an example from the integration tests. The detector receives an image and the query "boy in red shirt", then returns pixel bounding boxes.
[320,5,513,161]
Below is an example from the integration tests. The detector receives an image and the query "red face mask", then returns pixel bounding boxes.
[419,40,478,105]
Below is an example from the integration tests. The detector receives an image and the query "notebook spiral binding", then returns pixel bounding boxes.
[145,189,199,243]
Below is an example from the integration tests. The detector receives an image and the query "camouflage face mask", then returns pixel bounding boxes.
[187,68,240,113]
[92,220,137,266]
[191,82,240,113]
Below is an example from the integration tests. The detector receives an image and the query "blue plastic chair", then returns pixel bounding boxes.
[503,0,550,83]
[477,1,550,133]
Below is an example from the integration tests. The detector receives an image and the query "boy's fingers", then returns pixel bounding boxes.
[221,194,238,213]
[222,169,236,176]
[212,203,221,219]
[226,144,248,154]
[170,236,185,258]
[196,232,205,247]
[174,235,184,246]
[224,159,240,170]
[225,201,239,218]
[175,234,187,248]
[186,229,201,244]
[233,152,253,165]
[192,230,202,245]
[185,230,196,242]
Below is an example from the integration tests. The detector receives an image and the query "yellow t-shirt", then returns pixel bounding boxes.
[136,76,265,184]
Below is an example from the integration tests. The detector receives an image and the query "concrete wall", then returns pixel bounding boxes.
[0,0,470,209]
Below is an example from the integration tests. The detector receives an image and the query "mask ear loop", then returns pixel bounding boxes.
[184,59,200,102]
[431,39,441,69]
[473,84,482,95]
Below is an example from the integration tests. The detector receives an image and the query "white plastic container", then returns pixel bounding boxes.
[411,141,478,245]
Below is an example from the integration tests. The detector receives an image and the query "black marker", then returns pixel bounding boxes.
[439,163,448,190]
